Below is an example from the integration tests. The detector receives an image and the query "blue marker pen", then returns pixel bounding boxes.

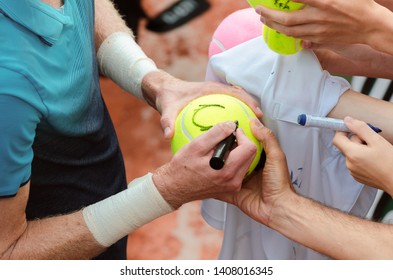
[297,114,382,133]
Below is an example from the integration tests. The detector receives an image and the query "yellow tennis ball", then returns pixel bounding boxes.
[247,0,304,55]
[247,0,303,10]
[263,25,302,55]
[171,94,263,175]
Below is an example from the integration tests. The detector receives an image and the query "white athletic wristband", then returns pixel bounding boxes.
[97,32,158,100]
[83,173,173,247]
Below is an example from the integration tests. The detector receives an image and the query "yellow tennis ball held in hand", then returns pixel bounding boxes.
[171,94,263,175]
[247,0,304,55]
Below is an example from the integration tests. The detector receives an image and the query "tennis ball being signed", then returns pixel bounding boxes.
[247,0,304,10]
[171,94,262,175]
[247,0,304,55]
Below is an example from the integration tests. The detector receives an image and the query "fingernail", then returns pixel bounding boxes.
[344,116,353,123]
[164,127,171,138]
[301,40,311,49]
[252,118,264,127]
[222,121,237,133]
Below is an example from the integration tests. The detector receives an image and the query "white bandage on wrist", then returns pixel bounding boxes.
[97,32,158,100]
[82,173,173,247]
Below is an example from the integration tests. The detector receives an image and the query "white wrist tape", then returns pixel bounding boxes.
[83,173,173,247]
[97,32,158,100]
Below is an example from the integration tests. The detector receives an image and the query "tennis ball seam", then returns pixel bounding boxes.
[172,94,263,175]
[182,98,254,138]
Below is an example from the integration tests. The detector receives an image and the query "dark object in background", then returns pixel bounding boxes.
[146,0,211,33]
[114,0,211,36]
[114,0,146,38]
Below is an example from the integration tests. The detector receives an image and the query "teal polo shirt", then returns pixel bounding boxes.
[0,0,97,197]
[0,1,128,259]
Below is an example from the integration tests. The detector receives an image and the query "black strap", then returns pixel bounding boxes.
[360,77,376,95]
[372,192,393,221]
[383,80,393,101]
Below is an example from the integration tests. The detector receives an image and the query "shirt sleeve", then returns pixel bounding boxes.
[0,86,42,198]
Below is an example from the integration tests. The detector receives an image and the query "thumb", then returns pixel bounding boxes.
[343,116,378,144]
[160,111,176,139]
[301,41,332,50]
[250,118,283,159]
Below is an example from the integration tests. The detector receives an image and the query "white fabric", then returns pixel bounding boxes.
[202,37,378,259]
[83,173,173,247]
[97,32,158,100]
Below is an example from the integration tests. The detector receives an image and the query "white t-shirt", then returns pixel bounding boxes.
[202,36,377,259]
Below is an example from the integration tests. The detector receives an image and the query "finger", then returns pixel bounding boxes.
[332,130,353,153]
[349,134,363,144]
[190,121,237,155]
[219,86,263,118]
[250,118,283,159]
[343,116,380,144]
[257,4,318,27]
[256,6,298,25]
[226,127,257,173]
[292,0,323,7]
[301,40,313,49]
[160,113,175,139]
[301,41,326,50]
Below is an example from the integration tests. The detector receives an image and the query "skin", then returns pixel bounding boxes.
[328,89,393,144]
[219,118,393,260]
[254,0,393,78]
[216,2,393,256]
[255,0,393,54]
[253,0,393,191]
[333,117,393,194]
[206,0,393,259]
[95,0,262,139]
[0,120,256,259]
[0,0,258,259]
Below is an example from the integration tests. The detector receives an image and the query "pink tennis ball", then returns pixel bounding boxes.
[208,8,262,58]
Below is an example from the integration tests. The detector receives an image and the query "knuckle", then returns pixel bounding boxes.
[249,143,258,155]
[281,16,293,27]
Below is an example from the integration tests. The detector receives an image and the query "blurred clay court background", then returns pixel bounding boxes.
[100,0,251,259]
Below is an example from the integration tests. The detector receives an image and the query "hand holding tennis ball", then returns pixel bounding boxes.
[171,94,262,175]
[247,0,304,55]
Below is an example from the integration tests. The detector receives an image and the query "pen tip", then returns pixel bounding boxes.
[297,114,306,126]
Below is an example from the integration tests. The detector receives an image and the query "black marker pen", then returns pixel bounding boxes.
[209,121,238,170]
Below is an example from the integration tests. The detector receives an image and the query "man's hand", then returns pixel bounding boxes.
[152,121,258,209]
[217,118,294,227]
[141,71,262,139]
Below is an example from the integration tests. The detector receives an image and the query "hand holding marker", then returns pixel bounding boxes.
[297,114,382,133]
[210,121,238,170]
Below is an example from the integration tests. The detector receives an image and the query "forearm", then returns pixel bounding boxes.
[3,174,172,259]
[7,211,104,260]
[94,0,132,51]
[270,193,393,259]
[95,0,162,103]
[328,90,393,143]
[315,45,393,79]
